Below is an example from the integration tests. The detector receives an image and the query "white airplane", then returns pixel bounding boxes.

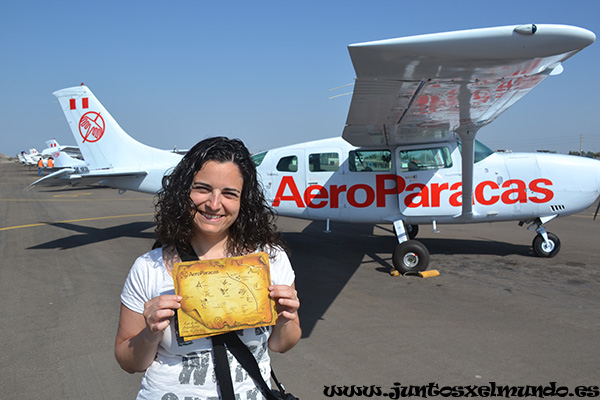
[41,138,82,160]
[21,139,87,183]
[29,24,600,273]
[48,150,86,170]
[19,148,43,165]
[37,139,86,173]
[28,83,183,191]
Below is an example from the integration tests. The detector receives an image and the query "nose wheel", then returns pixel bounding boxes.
[392,240,430,274]
[532,232,561,257]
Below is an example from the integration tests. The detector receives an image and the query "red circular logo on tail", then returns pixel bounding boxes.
[79,112,105,143]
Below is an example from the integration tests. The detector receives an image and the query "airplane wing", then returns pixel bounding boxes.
[342,24,596,147]
[26,168,148,190]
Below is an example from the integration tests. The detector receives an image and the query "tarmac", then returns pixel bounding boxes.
[1,161,599,399]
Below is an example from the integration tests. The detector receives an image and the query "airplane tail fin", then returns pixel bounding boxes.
[53,85,177,172]
[45,139,60,149]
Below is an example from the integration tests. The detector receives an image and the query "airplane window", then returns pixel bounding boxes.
[276,155,298,172]
[398,146,452,172]
[474,140,494,163]
[252,151,267,167]
[457,140,494,163]
[309,152,339,172]
[348,150,391,172]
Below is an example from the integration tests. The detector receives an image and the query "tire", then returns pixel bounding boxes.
[532,232,561,258]
[392,240,430,274]
[406,224,419,240]
[392,224,419,240]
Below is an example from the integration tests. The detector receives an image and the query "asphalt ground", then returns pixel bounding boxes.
[1,161,599,399]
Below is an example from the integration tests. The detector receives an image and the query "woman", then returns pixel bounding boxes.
[115,137,301,399]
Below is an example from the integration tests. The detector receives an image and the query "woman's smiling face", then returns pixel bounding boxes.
[190,161,244,241]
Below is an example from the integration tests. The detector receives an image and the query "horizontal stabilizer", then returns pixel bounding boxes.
[26,169,148,190]
[26,168,76,190]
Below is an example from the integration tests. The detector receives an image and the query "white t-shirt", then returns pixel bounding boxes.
[120,247,295,400]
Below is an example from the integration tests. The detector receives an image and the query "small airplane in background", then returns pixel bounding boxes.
[19,139,87,181]
[40,138,86,172]
[41,138,82,160]
[18,148,42,165]
[16,152,29,164]
[17,139,82,168]
[46,149,86,170]
[29,24,600,274]
[44,138,85,168]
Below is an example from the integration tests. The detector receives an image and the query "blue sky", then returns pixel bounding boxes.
[1,0,599,157]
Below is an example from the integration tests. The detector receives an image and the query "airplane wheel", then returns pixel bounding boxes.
[532,232,561,258]
[392,240,430,274]
[407,224,419,240]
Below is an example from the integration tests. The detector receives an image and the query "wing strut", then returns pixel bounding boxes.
[457,130,475,219]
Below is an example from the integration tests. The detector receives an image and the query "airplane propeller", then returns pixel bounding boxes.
[594,199,600,221]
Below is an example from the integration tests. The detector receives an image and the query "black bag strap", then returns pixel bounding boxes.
[176,245,198,262]
[270,368,287,394]
[212,334,237,400]
[221,332,283,400]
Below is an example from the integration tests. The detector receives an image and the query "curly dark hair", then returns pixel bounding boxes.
[153,136,285,257]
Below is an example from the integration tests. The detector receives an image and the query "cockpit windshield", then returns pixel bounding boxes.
[251,151,267,167]
[458,140,494,163]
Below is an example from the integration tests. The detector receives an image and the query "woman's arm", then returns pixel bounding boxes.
[114,295,181,373]
[267,283,301,353]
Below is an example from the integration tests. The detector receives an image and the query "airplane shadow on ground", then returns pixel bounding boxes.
[27,221,156,250]
[424,237,532,257]
[27,218,531,338]
[282,222,384,338]
[283,221,532,338]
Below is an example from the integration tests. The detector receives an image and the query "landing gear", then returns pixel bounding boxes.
[532,232,561,258]
[406,224,419,240]
[391,220,430,274]
[392,223,419,239]
[392,240,430,274]
[523,216,561,258]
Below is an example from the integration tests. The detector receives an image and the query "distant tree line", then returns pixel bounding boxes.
[568,151,600,159]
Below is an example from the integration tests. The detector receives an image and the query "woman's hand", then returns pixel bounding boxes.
[268,283,301,353]
[143,294,182,338]
[269,284,300,321]
[115,295,181,373]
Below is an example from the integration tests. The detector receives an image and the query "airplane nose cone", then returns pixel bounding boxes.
[584,157,600,203]
[590,159,600,219]
[595,160,600,192]
[538,154,600,214]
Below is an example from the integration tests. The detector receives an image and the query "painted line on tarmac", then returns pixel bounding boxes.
[0,213,154,232]
[570,213,598,220]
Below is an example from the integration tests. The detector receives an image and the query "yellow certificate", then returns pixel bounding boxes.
[172,252,276,340]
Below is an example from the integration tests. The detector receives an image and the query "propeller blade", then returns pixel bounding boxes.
[594,199,600,221]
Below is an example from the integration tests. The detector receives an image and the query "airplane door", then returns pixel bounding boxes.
[305,149,343,219]
[396,145,459,217]
[261,148,308,219]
